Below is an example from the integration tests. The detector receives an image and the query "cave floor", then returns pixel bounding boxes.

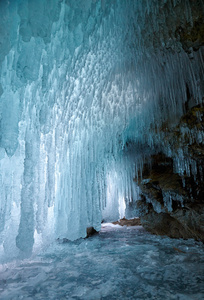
[0,224,203,300]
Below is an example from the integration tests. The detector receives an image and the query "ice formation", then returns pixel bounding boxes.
[0,0,203,259]
[1,225,204,299]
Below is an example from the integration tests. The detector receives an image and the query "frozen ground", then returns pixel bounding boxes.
[0,224,203,300]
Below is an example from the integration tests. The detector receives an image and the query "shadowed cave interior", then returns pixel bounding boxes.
[0,0,204,299]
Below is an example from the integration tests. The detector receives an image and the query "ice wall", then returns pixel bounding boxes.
[0,0,203,260]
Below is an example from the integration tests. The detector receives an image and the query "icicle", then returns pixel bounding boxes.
[0,0,203,260]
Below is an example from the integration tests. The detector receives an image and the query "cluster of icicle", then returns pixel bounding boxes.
[0,0,203,260]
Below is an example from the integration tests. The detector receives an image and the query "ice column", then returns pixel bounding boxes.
[0,0,203,259]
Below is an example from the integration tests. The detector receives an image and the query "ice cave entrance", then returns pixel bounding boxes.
[0,0,203,264]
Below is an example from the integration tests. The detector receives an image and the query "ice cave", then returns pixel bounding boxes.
[0,0,204,299]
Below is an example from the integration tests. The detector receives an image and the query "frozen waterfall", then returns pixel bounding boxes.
[0,0,203,260]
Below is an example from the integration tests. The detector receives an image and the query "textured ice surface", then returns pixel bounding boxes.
[0,225,204,300]
[0,0,204,258]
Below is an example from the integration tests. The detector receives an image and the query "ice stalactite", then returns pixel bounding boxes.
[0,0,203,260]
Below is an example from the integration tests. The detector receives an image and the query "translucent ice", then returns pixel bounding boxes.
[0,0,203,258]
[0,225,203,299]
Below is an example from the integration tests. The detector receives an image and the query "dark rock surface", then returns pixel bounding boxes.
[112,217,141,226]
[86,227,98,238]
[137,104,204,242]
